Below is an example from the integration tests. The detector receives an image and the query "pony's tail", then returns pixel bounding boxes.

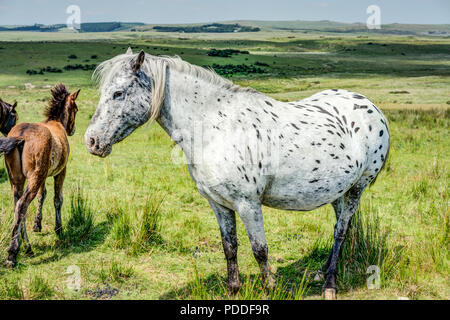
[0,137,24,156]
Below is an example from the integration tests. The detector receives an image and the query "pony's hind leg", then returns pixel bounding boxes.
[316,196,345,281]
[237,201,275,291]
[33,184,47,232]
[208,200,241,294]
[322,185,366,300]
[53,168,66,236]
[6,179,42,267]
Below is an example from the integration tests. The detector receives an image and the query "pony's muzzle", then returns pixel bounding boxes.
[84,132,112,158]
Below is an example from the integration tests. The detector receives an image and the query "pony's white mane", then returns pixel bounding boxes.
[93,52,256,121]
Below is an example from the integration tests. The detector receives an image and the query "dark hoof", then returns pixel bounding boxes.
[264,275,276,293]
[323,288,337,300]
[33,224,41,232]
[55,227,62,236]
[227,282,241,295]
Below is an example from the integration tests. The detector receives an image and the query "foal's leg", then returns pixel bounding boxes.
[238,201,275,290]
[33,184,47,232]
[6,178,42,267]
[53,168,66,235]
[209,200,241,294]
[322,186,365,300]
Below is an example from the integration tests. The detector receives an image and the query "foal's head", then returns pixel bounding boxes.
[0,98,18,136]
[45,84,80,136]
[85,48,164,157]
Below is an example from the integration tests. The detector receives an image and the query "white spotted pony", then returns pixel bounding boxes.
[85,49,390,299]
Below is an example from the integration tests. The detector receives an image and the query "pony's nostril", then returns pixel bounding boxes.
[89,137,95,147]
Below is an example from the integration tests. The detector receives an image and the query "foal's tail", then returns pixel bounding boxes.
[0,137,24,156]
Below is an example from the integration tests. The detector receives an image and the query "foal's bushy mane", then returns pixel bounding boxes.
[93,52,257,121]
[45,83,69,121]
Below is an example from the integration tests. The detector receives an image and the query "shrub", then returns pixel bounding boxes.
[107,195,164,255]
[337,204,404,290]
[100,261,135,283]
[28,276,55,299]
[60,189,94,247]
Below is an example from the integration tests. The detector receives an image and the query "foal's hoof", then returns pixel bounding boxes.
[5,259,16,268]
[314,270,324,281]
[33,224,41,232]
[323,288,337,300]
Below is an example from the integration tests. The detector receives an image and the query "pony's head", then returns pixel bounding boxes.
[45,83,80,136]
[85,48,167,157]
[0,98,18,136]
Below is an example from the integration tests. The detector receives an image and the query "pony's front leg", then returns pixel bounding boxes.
[209,200,241,294]
[53,168,66,236]
[33,184,47,232]
[238,201,275,291]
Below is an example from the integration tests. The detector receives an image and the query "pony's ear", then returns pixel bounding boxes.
[12,102,17,110]
[126,47,133,55]
[133,50,145,73]
[71,89,81,101]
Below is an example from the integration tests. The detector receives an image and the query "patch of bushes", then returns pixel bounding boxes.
[207,63,266,76]
[63,64,97,71]
[68,54,77,59]
[206,48,249,57]
[26,66,63,75]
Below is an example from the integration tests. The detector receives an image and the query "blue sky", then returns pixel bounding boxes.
[0,0,449,25]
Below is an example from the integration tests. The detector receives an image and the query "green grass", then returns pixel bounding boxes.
[0,31,448,300]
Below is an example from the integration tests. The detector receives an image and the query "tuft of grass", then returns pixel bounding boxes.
[100,261,135,283]
[185,259,310,300]
[411,177,429,199]
[0,208,13,262]
[107,195,164,255]
[337,204,404,291]
[27,275,55,300]
[60,188,95,247]
[0,278,24,299]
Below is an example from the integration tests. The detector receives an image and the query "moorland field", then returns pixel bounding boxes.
[0,26,448,299]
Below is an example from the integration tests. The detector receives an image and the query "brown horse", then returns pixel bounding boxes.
[0,84,80,267]
[0,98,18,136]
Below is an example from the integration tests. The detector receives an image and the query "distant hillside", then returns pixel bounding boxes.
[152,23,260,33]
[230,20,450,36]
[0,20,449,36]
[0,22,144,33]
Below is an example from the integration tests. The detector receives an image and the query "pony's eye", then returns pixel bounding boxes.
[113,91,124,99]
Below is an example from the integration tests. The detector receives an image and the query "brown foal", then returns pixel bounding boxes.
[0,84,80,267]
